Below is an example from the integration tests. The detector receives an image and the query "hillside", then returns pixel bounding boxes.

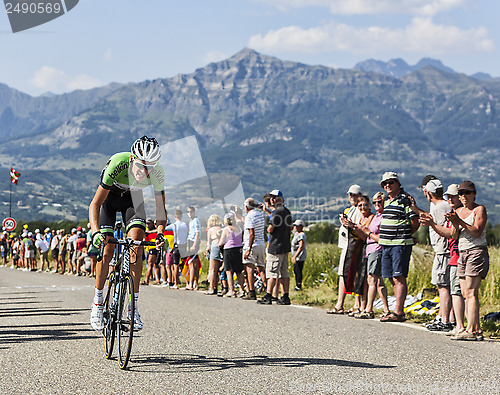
[1,48,500,222]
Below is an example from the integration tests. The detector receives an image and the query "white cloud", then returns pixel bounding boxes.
[258,0,469,16]
[103,48,113,62]
[30,66,102,93]
[202,50,228,64]
[248,17,494,55]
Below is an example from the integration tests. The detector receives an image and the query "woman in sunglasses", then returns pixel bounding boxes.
[446,180,489,341]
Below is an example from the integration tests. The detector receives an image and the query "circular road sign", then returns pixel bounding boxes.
[2,217,16,232]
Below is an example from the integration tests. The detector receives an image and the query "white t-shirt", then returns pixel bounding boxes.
[173,220,188,245]
[338,206,361,250]
[243,209,265,248]
[35,238,49,253]
[429,200,452,254]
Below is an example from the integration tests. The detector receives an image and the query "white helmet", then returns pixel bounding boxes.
[131,136,161,163]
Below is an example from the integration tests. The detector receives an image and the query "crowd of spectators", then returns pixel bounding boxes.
[1,224,97,276]
[1,172,490,341]
[326,172,489,342]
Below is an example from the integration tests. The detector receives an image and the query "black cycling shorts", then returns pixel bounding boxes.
[99,190,146,235]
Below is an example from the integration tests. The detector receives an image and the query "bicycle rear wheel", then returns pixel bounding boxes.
[117,274,134,369]
[103,272,116,359]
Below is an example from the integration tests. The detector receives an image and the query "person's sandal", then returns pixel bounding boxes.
[380,312,405,322]
[140,281,149,285]
[355,311,375,319]
[348,309,362,317]
[326,307,344,314]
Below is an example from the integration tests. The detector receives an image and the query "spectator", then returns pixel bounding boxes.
[219,212,245,298]
[12,236,20,269]
[258,189,292,305]
[75,231,87,275]
[327,184,362,314]
[85,224,99,277]
[35,233,50,272]
[58,230,68,274]
[77,247,92,276]
[171,209,188,289]
[205,214,223,295]
[142,219,160,285]
[186,206,201,291]
[447,181,489,341]
[242,198,266,300]
[23,232,36,271]
[343,195,374,317]
[420,179,453,331]
[355,192,390,319]
[420,184,465,336]
[50,230,60,273]
[291,220,307,291]
[0,232,8,265]
[378,172,419,323]
[67,228,77,274]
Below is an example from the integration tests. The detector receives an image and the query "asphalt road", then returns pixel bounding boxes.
[1,266,499,394]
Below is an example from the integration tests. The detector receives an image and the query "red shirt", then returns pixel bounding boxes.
[446,221,459,266]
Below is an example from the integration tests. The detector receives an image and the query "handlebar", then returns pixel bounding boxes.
[107,238,156,247]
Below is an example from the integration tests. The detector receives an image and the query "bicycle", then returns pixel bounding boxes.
[101,237,156,369]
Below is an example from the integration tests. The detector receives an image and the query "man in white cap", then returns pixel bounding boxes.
[327,184,362,314]
[378,172,419,322]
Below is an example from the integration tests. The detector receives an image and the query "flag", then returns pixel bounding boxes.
[10,168,20,184]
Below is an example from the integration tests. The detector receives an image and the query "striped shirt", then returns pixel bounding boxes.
[243,209,265,247]
[379,189,418,246]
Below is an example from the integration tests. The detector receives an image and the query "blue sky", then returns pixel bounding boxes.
[1,0,499,96]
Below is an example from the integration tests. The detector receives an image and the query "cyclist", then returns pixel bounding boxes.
[89,136,167,331]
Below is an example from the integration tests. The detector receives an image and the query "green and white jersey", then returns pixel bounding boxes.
[100,152,165,195]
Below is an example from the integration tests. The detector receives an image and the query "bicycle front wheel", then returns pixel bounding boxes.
[103,272,116,359]
[117,274,134,369]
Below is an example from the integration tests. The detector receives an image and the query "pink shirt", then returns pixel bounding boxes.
[365,212,383,256]
[223,229,243,249]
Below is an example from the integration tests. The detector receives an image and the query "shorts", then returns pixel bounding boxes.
[99,190,147,235]
[223,246,244,274]
[381,245,412,278]
[266,252,289,279]
[208,242,223,261]
[449,265,461,296]
[73,250,83,264]
[457,247,489,279]
[60,249,67,259]
[243,244,265,267]
[51,248,59,260]
[165,251,174,265]
[147,251,159,267]
[25,250,35,259]
[431,253,451,286]
[366,249,382,277]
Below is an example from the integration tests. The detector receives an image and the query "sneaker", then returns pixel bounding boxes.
[257,294,272,305]
[451,330,477,341]
[277,296,291,305]
[162,283,170,288]
[223,292,235,298]
[90,303,104,331]
[427,321,454,332]
[271,296,279,302]
[475,330,484,341]
[294,286,302,291]
[423,316,441,328]
[133,310,144,331]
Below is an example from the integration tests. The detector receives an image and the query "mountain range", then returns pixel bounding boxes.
[1,48,500,223]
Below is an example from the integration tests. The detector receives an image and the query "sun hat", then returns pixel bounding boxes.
[380,172,399,187]
[346,185,362,195]
[458,180,475,192]
[444,184,460,197]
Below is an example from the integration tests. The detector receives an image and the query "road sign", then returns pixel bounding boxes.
[2,217,16,232]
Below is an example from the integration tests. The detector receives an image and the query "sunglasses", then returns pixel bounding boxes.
[134,160,156,171]
[373,200,383,205]
[458,190,474,196]
[382,180,396,187]
[357,203,368,208]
